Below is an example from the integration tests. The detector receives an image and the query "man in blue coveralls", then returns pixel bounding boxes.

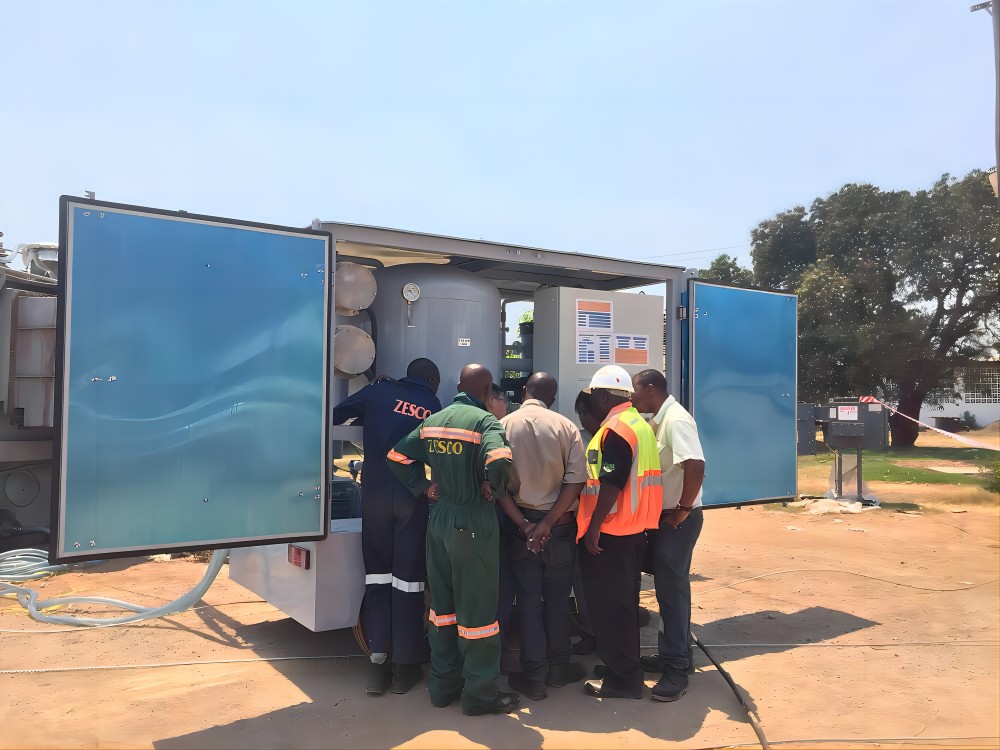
[331,358,442,696]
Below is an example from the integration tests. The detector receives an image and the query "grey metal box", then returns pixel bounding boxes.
[827,421,865,449]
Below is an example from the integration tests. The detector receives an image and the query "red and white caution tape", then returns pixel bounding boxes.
[859,396,998,451]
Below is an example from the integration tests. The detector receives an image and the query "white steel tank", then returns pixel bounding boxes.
[369,264,501,399]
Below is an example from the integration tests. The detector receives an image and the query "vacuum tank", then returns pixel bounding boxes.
[369,264,501,399]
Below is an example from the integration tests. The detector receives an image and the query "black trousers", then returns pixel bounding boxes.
[507,509,576,681]
[578,531,646,693]
[361,478,429,664]
[497,507,517,649]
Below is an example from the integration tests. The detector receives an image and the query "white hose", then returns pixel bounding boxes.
[0,548,85,582]
[0,548,228,627]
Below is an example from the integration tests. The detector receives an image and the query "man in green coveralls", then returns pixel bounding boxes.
[387,364,521,716]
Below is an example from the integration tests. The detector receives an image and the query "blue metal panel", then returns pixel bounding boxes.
[688,282,796,507]
[53,199,330,562]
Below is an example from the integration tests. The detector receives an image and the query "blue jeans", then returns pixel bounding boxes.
[649,507,704,671]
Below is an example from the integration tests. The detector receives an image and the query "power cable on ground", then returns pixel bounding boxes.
[0,653,366,675]
[693,634,770,750]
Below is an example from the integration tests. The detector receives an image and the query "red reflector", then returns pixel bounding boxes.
[288,544,310,570]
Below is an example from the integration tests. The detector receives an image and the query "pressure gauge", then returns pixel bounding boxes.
[402,283,421,303]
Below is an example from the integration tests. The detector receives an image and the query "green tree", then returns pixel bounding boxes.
[750,206,817,289]
[751,170,1000,447]
[700,253,754,286]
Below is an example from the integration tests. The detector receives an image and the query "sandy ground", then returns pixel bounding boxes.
[2,498,998,750]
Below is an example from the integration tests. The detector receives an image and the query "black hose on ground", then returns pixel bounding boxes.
[692,632,771,750]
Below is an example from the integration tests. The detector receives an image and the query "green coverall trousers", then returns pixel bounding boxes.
[425,503,501,709]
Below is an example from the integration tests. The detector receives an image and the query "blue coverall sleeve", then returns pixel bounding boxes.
[330,385,370,425]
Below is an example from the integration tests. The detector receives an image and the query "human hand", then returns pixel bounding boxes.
[665,508,691,530]
[527,522,552,554]
[427,483,441,501]
[481,481,494,502]
[584,525,602,556]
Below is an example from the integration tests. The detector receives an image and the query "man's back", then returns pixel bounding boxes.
[411,394,508,507]
[331,377,441,487]
[500,400,587,510]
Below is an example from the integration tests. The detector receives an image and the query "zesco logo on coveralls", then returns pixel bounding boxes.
[421,426,481,454]
[394,400,433,419]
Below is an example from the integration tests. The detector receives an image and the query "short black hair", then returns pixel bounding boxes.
[491,383,509,405]
[633,369,667,393]
[407,358,439,381]
[574,390,592,413]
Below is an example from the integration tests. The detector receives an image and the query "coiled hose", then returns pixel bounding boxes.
[0,548,229,627]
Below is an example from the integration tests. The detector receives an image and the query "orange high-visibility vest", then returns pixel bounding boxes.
[576,402,662,540]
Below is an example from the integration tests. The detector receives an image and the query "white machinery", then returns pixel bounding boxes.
[0,235,59,552]
[3,211,796,635]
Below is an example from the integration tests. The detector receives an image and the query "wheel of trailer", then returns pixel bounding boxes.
[352,594,372,657]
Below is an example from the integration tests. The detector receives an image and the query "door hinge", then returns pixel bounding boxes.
[676,307,688,320]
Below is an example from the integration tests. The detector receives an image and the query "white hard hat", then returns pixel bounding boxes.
[584,365,634,396]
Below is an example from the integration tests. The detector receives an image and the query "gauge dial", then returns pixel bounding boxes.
[402,283,421,302]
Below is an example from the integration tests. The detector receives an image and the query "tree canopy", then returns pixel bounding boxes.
[699,253,754,286]
[748,170,999,446]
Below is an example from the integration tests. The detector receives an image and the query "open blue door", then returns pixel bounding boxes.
[686,281,797,507]
[52,197,332,562]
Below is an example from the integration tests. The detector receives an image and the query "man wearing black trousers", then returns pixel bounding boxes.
[331,358,442,696]
[575,366,662,700]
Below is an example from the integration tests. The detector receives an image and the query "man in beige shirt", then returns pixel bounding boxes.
[497,372,589,700]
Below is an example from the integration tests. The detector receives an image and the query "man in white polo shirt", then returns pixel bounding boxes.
[630,369,705,703]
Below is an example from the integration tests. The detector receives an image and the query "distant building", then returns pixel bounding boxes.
[920,361,1000,429]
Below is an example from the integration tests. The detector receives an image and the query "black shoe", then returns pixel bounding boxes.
[651,668,688,702]
[640,654,668,673]
[462,691,521,716]
[584,679,643,699]
[389,663,423,694]
[366,661,390,696]
[571,634,596,655]
[507,672,547,701]
[546,662,587,687]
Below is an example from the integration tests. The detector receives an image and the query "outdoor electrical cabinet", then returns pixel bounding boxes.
[823,400,889,451]
[827,421,865,449]
[797,403,818,455]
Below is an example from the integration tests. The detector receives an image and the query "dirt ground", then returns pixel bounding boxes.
[2,497,998,750]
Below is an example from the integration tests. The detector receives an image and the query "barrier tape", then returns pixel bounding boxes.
[858,396,998,452]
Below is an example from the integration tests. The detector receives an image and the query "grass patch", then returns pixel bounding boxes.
[862,454,984,485]
[881,447,994,463]
[801,446,992,487]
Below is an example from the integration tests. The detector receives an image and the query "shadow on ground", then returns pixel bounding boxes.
[693,606,880,662]
[153,605,877,749]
